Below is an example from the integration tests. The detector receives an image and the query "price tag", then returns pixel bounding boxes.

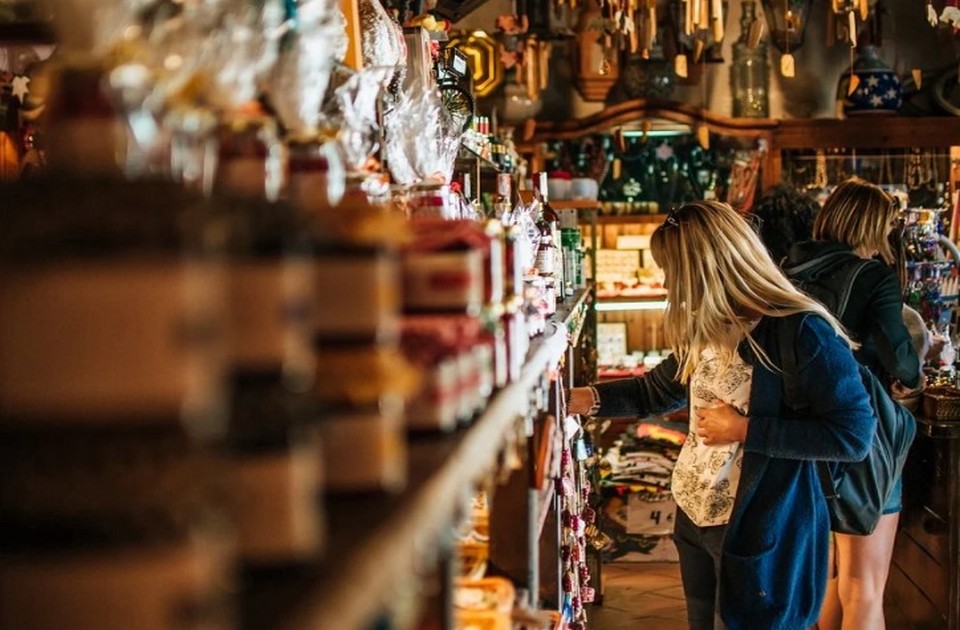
[847,73,860,96]
[574,437,588,461]
[780,53,796,78]
[674,54,688,78]
[692,38,705,63]
[696,123,710,150]
[747,18,764,49]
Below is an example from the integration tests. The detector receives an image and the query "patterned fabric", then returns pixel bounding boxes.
[672,346,753,527]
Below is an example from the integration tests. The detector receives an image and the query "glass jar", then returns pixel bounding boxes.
[731,1,770,118]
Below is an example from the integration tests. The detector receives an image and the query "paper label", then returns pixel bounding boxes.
[314,254,399,338]
[0,536,232,630]
[0,261,225,421]
[231,440,323,562]
[227,260,313,370]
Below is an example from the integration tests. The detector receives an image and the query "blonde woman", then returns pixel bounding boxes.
[569,200,875,630]
[783,177,921,630]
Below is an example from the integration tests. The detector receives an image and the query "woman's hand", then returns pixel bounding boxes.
[569,387,599,416]
[891,380,923,399]
[696,403,748,446]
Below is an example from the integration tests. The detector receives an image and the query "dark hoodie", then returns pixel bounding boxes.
[784,241,920,389]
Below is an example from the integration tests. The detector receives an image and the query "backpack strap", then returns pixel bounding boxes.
[783,252,872,320]
[782,250,855,276]
[833,259,872,320]
[776,315,839,500]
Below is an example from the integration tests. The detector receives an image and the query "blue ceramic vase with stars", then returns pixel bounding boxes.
[837,45,903,116]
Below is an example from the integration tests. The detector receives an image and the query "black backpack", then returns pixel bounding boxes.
[780,253,917,535]
[782,250,871,319]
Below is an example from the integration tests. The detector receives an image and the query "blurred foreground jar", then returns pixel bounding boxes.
[213,127,326,566]
[0,63,233,630]
[288,162,414,493]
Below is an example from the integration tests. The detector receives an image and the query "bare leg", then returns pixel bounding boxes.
[834,513,900,630]
[818,535,842,630]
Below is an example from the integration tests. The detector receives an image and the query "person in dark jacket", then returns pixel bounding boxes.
[783,176,920,630]
[569,200,875,630]
[751,184,821,265]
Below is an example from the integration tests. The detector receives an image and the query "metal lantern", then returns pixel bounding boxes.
[759,0,813,52]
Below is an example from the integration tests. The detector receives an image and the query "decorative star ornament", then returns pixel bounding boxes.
[10,75,30,104]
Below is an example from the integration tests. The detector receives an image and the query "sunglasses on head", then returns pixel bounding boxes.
[661,205,763,234]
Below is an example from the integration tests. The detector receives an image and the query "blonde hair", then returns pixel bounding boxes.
[651,200,851,383]
[813,176,898,264]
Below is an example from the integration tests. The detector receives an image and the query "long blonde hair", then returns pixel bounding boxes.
[651,200,851,383]
[813,176,898,264]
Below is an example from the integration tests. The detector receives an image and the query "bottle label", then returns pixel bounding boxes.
[497,173,512,198]
[535,247,555,275]
[314,252,399,340]
[215,157,267,199]
[287,170,329,213]
[402,250,484,312]
[0,261,225,422]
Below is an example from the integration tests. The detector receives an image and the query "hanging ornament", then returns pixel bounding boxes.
[10,75,30,104]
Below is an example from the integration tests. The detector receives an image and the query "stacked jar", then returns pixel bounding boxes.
[213,117,325,567]
[287,161,414,494]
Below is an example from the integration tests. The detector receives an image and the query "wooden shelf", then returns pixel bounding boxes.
[595,214,667,225]
[773,117,960,150]
[244,299,584,630]
[530,99,777,142]
[550,200,602,211]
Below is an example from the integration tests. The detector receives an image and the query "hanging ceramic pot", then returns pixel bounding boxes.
[837,45,903,116]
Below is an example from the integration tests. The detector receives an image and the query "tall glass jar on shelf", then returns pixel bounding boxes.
[730,1,770,118]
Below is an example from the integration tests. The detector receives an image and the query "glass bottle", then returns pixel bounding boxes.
[534,172,563,306]
[493,172,513,220]
[731,1,770,118]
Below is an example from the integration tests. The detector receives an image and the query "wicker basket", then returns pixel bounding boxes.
[923,386,960,421]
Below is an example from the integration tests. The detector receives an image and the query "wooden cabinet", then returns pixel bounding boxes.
[524,98,960,193]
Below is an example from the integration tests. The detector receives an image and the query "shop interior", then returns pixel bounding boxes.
[2,0,960,629]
